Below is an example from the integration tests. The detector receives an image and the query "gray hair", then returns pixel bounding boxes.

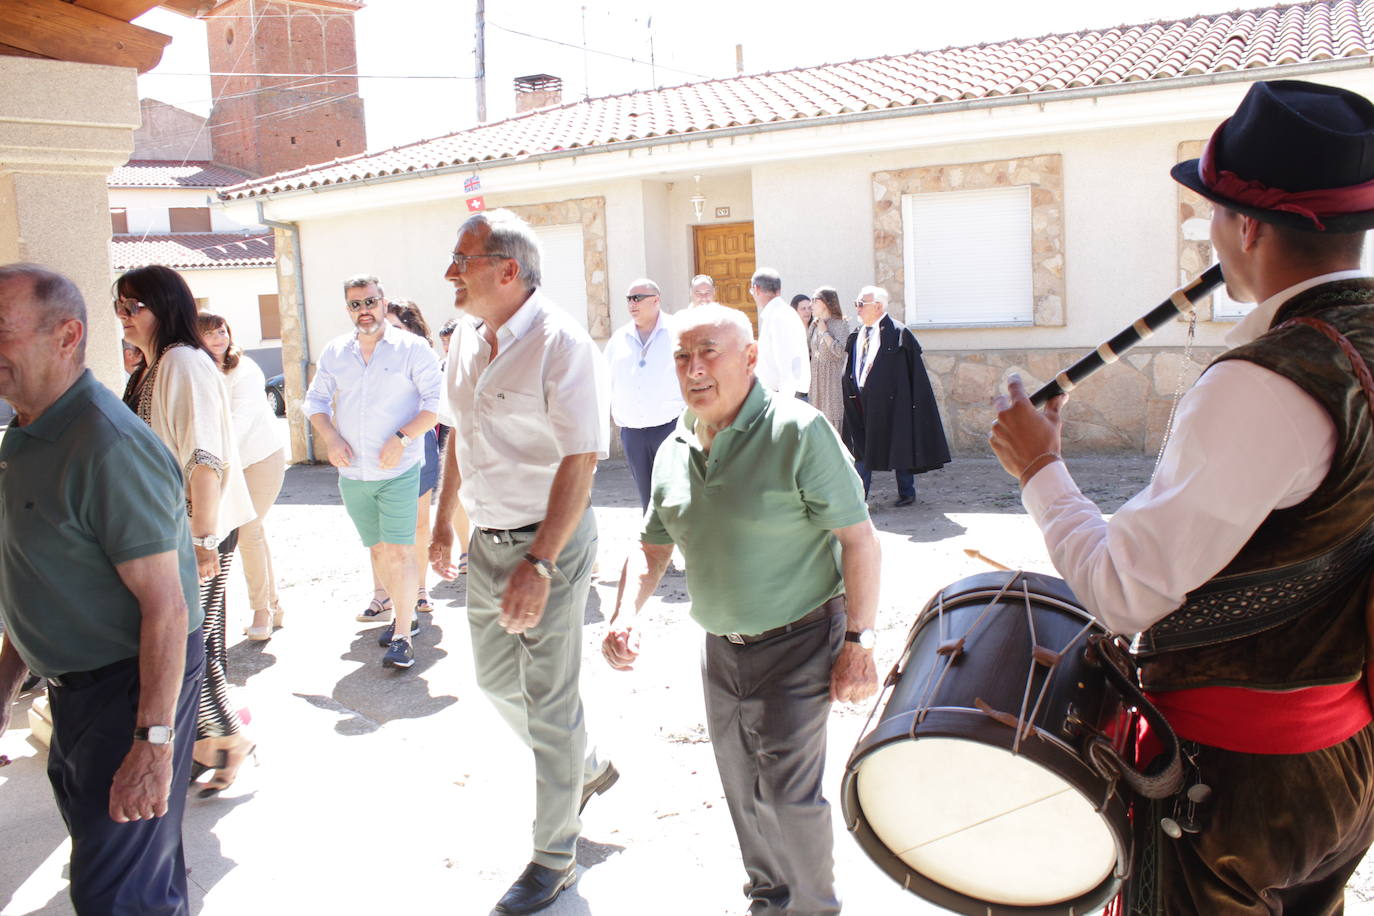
[672,303,755,345]
[461,208,542,290]
[0,264,87,357]
[342,274,383,296]
[690,274,715,289]
[627,278,660,295]
[859,285,890,307]
[750,268,781,295]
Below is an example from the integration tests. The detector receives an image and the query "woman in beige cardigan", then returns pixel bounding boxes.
[117,265,257,797]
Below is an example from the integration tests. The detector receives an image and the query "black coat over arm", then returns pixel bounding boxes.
[841,313,951,474]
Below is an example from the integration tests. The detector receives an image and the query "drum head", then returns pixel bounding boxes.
[854,736,1117,908]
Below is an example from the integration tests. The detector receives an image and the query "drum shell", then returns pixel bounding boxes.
[843,571,1133,915]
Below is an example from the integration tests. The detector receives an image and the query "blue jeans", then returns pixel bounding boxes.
[855,459,914,501]
[621,420,677,512]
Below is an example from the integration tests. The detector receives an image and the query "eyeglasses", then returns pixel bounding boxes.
[626,293,657,303]
[449,252,509,272]
[855,298,878,308]
[113,297,145,319]
[346,296,384,311]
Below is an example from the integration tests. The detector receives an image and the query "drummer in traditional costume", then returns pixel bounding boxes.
[991,79,1374,913]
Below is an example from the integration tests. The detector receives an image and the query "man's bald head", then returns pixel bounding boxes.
[672,304,757,430]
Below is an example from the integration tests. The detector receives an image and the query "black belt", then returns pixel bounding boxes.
[47,655,139,690]
[478,522,541,541]
[720,596,844,646]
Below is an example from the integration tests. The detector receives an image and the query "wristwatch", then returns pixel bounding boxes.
[845,628,876,650]
[133,725,176,745]
[395,430,413,446]
[523,553,557,580]
[190,534,219,549]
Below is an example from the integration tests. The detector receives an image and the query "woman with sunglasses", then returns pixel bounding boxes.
[197,311,286,643]
[116,266,258,797]
[374,299,442,617]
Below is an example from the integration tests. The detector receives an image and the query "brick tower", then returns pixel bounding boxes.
[201,0,367,177]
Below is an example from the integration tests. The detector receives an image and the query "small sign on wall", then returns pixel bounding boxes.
[715,207,731,218]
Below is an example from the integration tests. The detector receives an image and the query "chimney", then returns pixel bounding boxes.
[514,74,563,113]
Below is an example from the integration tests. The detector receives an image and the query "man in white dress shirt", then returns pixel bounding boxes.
[304,275,442,670]
[752,267,810,400]
[991,79,1374,914]
[605,278,684,510]
[689,274,717,308]
[430,209,616,916]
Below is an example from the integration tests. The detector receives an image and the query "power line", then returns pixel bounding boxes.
[147,71,474,80]
[486,20,711,80]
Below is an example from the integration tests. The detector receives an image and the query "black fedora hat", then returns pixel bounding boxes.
[1171,79,1374,233]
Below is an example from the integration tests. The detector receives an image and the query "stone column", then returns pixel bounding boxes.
[0,58,140,393]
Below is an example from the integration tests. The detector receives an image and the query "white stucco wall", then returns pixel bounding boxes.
[176,266,280,346]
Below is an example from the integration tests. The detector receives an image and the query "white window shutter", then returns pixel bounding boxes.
[903,187,1033,326]
[533,224,588,329]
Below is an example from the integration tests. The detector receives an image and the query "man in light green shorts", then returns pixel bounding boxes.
[304,274,443,669]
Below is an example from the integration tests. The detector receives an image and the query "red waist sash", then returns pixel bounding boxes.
[1144,680,1373,755]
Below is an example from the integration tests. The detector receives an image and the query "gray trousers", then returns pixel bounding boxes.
[467,507,599,869]
[703,604,845,915]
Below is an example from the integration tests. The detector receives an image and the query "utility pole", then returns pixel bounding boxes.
[475,0,487,123]
[648,16,656,88]
[581,5,590,99]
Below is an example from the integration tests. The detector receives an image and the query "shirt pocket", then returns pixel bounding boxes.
[476,386,548,448]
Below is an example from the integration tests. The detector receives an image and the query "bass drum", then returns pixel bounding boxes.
[842,571,1134,915]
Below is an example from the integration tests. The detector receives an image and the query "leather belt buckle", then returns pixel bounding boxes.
[725,633,745,646]
[46,675,66,688]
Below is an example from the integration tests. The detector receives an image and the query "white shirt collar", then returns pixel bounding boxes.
[623,309,669,342]
[1224,269,1371,348]
[495,290,544,343]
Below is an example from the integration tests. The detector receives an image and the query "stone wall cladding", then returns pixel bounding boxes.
[1176,139,1221,322]
[872,155,1065,326]
[506,197,611,340]
[925,345,1223,456]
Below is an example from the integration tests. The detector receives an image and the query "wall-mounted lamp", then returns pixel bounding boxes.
[689,175,706,223]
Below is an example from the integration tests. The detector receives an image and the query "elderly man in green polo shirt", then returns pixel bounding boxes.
[0,264,205,914]
[603,303,881,916]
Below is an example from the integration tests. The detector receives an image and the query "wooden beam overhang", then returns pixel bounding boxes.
[0,0,172,73]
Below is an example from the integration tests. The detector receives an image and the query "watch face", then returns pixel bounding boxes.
[138,725,174,744]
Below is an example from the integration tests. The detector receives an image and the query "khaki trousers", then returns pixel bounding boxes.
[238,448,285,611]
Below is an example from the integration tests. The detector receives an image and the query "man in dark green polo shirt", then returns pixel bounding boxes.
[0,263,204,915]
[603,303,882,916]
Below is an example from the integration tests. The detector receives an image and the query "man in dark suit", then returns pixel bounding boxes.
[842,285,950,506]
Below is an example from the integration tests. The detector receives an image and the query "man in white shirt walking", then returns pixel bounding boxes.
[605,278,684,510]
[752,267,810,399]
[430,209,616,916]
[304,275,442,669]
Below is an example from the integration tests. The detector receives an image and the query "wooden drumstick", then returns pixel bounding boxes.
[963,548,1011,571]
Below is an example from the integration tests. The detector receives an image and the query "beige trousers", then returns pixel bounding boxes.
[239,448,285,611]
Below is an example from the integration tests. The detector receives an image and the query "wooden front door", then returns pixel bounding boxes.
[693,221,756,328]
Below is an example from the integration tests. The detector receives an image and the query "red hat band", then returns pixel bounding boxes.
[1198,118,1374,231]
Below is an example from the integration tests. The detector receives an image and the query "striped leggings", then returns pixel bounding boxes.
[197,530,243,739]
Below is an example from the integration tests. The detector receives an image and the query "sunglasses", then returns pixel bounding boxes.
[113,297,145,319]
[626,293,657,303]
[449,253,509,272]
[346,296,384,311]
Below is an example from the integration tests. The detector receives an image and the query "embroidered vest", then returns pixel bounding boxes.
[1138,279,1374,692]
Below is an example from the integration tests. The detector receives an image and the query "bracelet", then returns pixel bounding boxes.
[1018,451,1062,488]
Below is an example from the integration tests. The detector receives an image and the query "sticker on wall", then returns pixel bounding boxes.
[464,175,481,193]
[466,196,486,213]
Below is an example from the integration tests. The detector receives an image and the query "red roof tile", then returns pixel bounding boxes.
[110,161,257,189]
[110,233,275,270]
[221,0,1373,200]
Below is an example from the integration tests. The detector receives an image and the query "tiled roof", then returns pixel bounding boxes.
[109,233,275,270]
[221,0,1374,200]
[110,161,257,189]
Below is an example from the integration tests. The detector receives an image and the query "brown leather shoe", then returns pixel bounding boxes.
[493,862,577,915]
[580,760,619,813]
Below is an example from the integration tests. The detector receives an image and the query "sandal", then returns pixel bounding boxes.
[415,595,434,614]
[244,606,277,641]
[191,734,257,798]
[458,552,469,575]
[356,596,393,623]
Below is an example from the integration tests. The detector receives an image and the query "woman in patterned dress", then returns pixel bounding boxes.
[808,286,850,434]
